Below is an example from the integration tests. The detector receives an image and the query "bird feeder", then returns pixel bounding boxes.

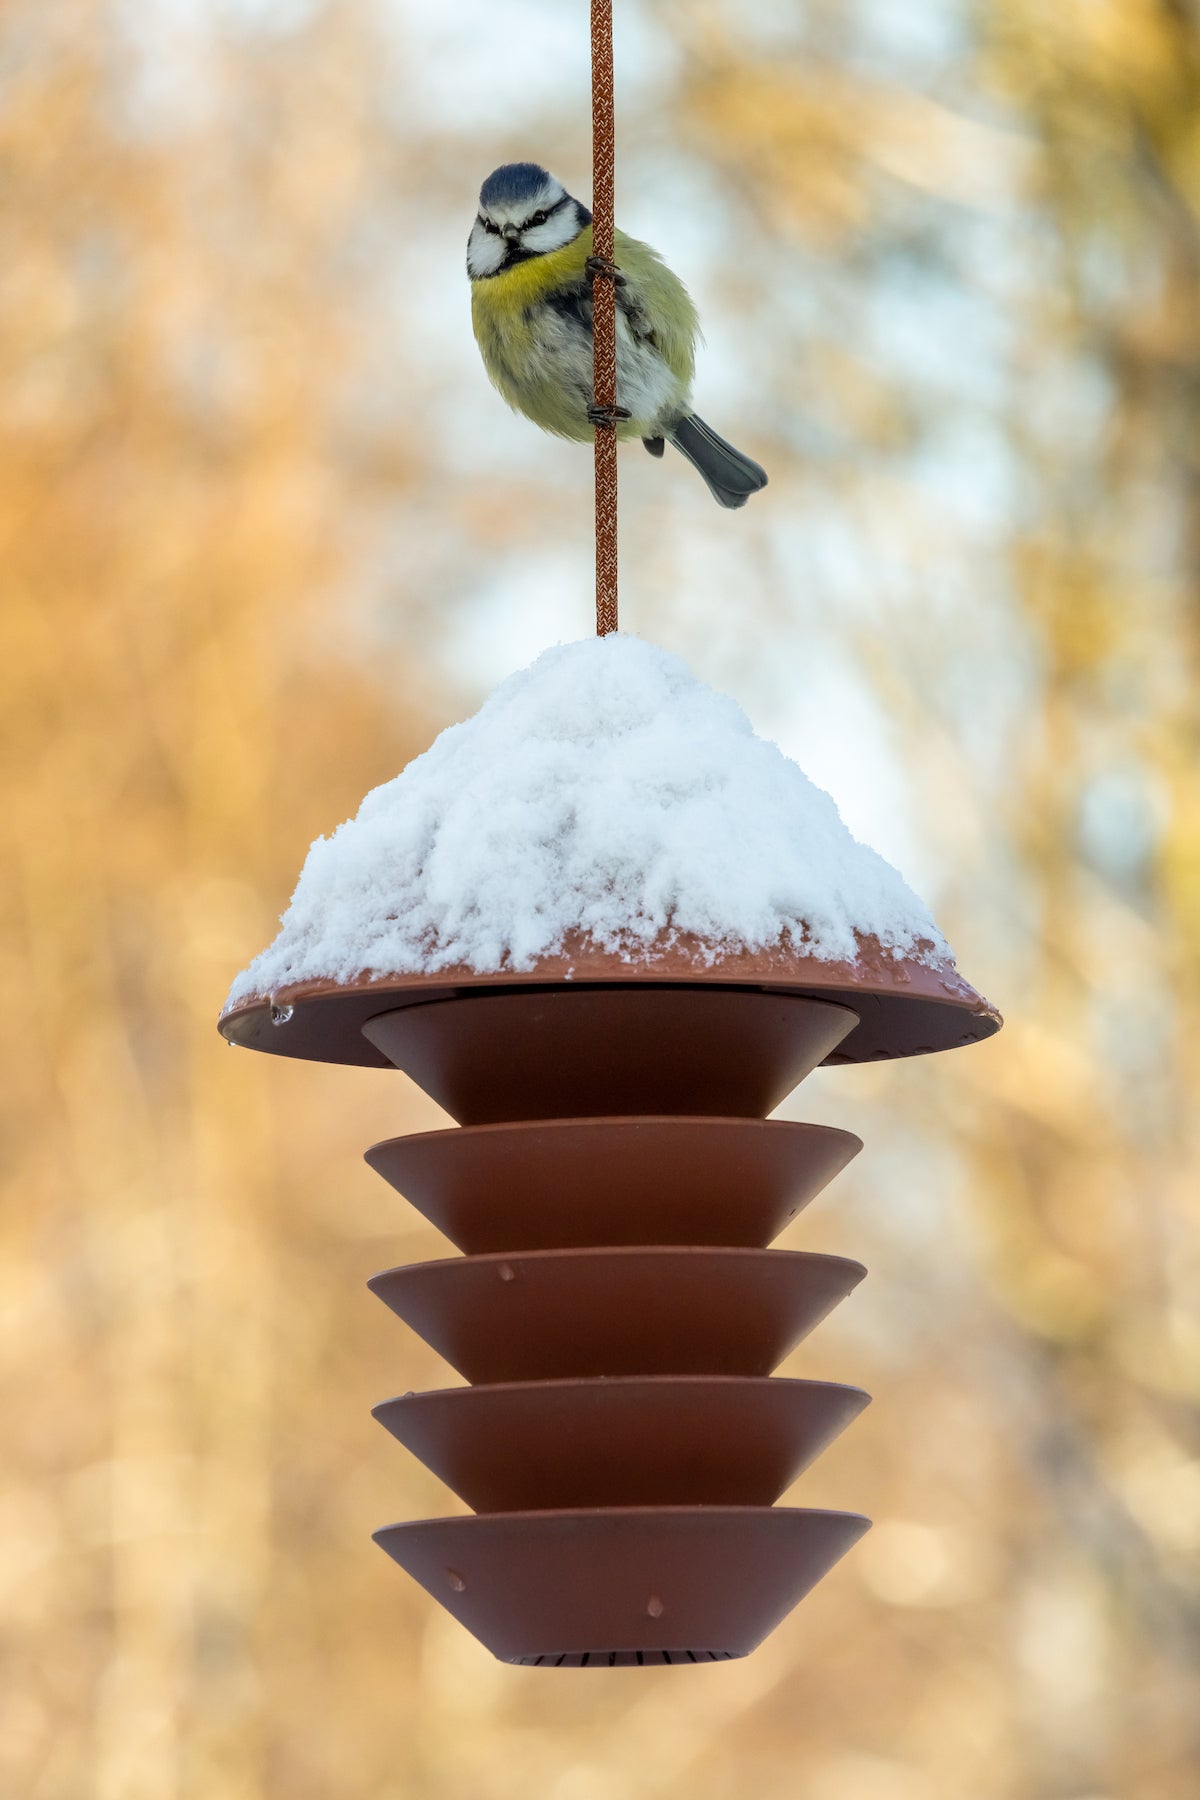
[220,936,999,1665]
[219,0,1001,1668]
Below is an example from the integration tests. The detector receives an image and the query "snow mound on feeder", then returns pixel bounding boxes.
[225,634,950,1004]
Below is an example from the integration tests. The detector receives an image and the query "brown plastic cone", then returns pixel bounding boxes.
[361,988,857,1124]
[372,1376,870,1512]
[373,1506,872,1665]
[368,1246,866,1383]
[364,1116,861,1252]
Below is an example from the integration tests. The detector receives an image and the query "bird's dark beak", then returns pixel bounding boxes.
[502,224,520,243]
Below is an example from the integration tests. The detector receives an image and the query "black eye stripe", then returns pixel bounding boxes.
[522,196,569,230]
[477,194,568,237]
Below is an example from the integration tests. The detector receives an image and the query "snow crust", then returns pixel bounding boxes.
[225,634,951,1007]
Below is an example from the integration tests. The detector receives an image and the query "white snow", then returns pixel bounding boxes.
[224,634,952,1007]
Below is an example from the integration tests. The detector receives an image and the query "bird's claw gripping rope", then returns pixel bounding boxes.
[588,403,632,430]
[586,255,626,287]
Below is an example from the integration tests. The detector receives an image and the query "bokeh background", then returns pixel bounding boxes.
[3,1,1199,1796]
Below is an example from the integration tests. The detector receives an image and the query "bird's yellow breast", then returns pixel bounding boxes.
[471,227,593,328]
[470,229,599,439]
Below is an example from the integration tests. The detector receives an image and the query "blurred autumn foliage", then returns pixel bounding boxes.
[2,3,1198,1798]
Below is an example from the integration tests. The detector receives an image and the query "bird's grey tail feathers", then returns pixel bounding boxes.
[668,414,768,509]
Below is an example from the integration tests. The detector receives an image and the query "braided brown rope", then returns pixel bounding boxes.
[591,0,618,636]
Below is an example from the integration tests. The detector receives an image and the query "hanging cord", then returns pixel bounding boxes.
[590,0,620,636]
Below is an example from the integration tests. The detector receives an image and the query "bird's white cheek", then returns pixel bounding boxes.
[522,216,581,255]
[467,226,506,278]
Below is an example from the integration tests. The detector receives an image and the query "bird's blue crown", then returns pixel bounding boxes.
[479,162,552,208]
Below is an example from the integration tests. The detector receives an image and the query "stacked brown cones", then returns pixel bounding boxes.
[220,938,1000,1665]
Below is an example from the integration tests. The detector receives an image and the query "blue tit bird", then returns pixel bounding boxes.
[467,162,768,509]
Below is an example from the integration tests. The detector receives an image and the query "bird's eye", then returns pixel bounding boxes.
[529,211,548,228]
